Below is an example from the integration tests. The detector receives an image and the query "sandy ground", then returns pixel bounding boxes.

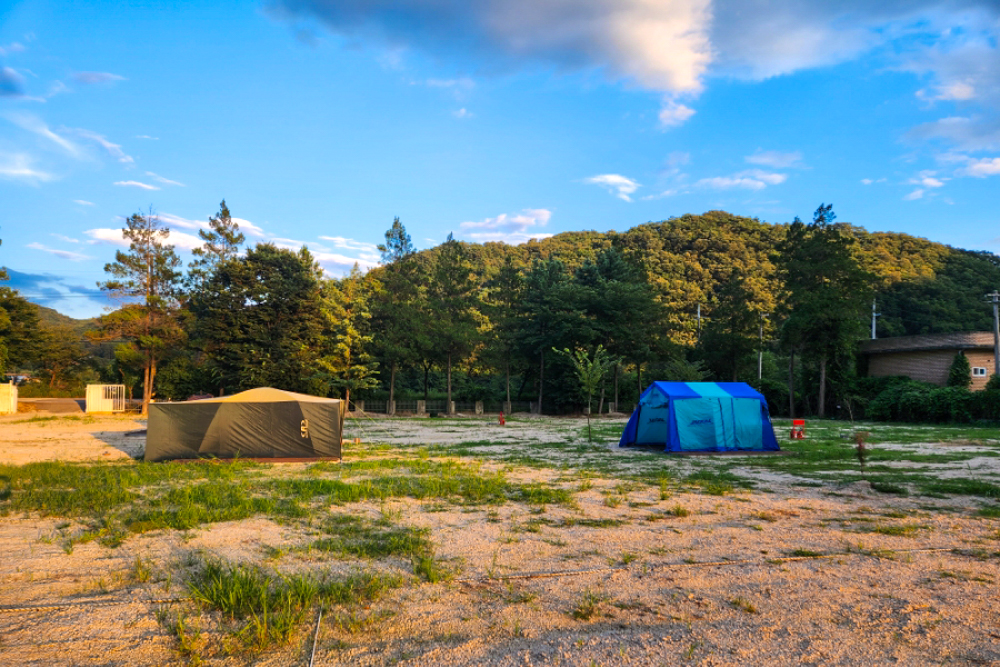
[1,414,999,666]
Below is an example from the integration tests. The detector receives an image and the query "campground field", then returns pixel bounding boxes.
[1,412,999,666]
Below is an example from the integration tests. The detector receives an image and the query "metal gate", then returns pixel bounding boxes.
[86,384,126,413]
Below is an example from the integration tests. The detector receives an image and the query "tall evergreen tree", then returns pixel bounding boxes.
[96,210,184,414]
[320,265,379,406]
[190,243,326,394]
[699,271,761,382]
[378,217,416,263]
[778,204,873,416]
[428,236,481,411]
[187,200,245,288]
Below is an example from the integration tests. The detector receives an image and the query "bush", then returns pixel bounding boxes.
[947,352,972,389]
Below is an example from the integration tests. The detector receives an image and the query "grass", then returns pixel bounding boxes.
[729,596,758,614]
[186,557,403,652]
[571,590,609,620]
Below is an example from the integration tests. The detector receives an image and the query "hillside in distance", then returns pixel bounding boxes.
[438,210,1000,344]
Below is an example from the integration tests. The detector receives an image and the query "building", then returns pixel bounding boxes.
[859,332,996,390]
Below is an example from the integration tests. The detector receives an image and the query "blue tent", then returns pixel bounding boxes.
[619,382,780,452]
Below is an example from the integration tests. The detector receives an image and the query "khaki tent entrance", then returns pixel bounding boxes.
[145,387,344,462]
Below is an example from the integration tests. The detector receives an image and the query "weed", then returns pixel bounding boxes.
[571,590,608,620]
[668,504,690,518]
[729,596,758,614]
[131,556,153,583]
[871,481,909,495]
[788,549,823,558]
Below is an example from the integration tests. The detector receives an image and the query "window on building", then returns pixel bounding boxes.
[972,367,988,377]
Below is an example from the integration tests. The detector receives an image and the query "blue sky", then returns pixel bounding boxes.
[2,0,999,317]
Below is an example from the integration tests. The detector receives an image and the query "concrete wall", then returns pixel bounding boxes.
[867,349,995,390]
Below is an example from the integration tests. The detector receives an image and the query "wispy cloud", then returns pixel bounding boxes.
[658,97,696,128]
[904,189,925,201]
[114,180,160,191]
[0,66,26,97]
[860,178,886,185]
[745,150,804,169]
[583,174,640,201]
[135,135,159,140]
[696,169,787,191]
[26,242,92,261]
[959,157,1000,178]
[85,227,203,250]
[72,71,126,84]
[453,107,473,119]
[0,151,54,184]
[145,171,185,186]
[71,128,134,164]
[52,233,82,243]
[72,199,94,206]
[459,208,553,244]
[908,170,946,188]
[4,112,81,155]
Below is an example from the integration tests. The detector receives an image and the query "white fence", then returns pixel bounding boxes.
[86,384,126,413]
[0,382,16,415]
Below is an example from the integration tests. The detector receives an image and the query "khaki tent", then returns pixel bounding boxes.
[145,387,344,462]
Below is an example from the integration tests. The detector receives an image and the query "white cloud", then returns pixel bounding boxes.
[276,0,713,95]
[459,208,553,244]
[72,199,94,206]
[904,188,925,201]
[84,227,203,250]
[745,150,803,169]
[313,251,380,273]
[71,128,134,164]
[426,77,475,90]
[114,180,160,191]
[136,135,159,140]
[453,108,473,119]
[26,242,92,261]
[232,217,267,237]
[696,169,787,191]
[72,72,126,84]
[909,116,1000,152]
[3,112,81,155]
[658,98,696,128]
[0,151,54,184]
[583,174,640,201]
[318,236,380,254]
[959,157,1000,178]
[861,178,873,185]
[909,170,946,188]
[145,171,185,186]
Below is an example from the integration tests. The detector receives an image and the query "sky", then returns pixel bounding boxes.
[1,0,999,318]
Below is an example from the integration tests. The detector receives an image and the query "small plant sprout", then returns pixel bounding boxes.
[855,431,869,478]
[552,344,619,442]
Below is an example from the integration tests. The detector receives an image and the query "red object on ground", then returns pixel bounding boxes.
[790,419,805,439]
[498,411,506,426]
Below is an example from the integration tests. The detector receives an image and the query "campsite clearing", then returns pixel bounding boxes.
[1,413,998,666]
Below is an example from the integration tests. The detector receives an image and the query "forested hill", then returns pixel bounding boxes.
[431,210,1000,343]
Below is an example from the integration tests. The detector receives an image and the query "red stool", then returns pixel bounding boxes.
[498,411,506,426]
[790,420,805,439]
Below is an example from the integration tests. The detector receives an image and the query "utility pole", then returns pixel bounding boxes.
[988,291,1000,376]
[871,298,880,339]
[758,312,769,380]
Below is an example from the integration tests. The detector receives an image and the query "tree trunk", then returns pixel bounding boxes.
[388,361,396,407]
[818,356,827,418]
[345,387,351,410]
[614,364,619,410]
[423,364,429,400]
[447,352,452,412]
[788,350,795,419]
[505,359,511,405]
[598,384,605,415]
[537,349,544,415]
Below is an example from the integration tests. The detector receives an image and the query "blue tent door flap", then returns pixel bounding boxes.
[619,382,779,452]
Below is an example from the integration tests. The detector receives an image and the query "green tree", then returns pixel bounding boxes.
[778,204,874,417]
[96,210,184,414]
[947,352,972,389]
[483,254,525,409]
[698,271,761,382]
[319,266,379,406]
[554,344,618,441]
[428,235,481,412]
[517,258,580,414]
[36,324,85,391]
[0,287,43,376]
[190,243,326,394]
[187,199,245,288]
[378,217,416,263]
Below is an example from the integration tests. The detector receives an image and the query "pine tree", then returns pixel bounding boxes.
[378,217,415,263]
[96,209,184,414]
[188,200,245,288]
[947,352,972,389]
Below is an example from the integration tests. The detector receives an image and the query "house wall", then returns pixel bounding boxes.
[867,349,995,390]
